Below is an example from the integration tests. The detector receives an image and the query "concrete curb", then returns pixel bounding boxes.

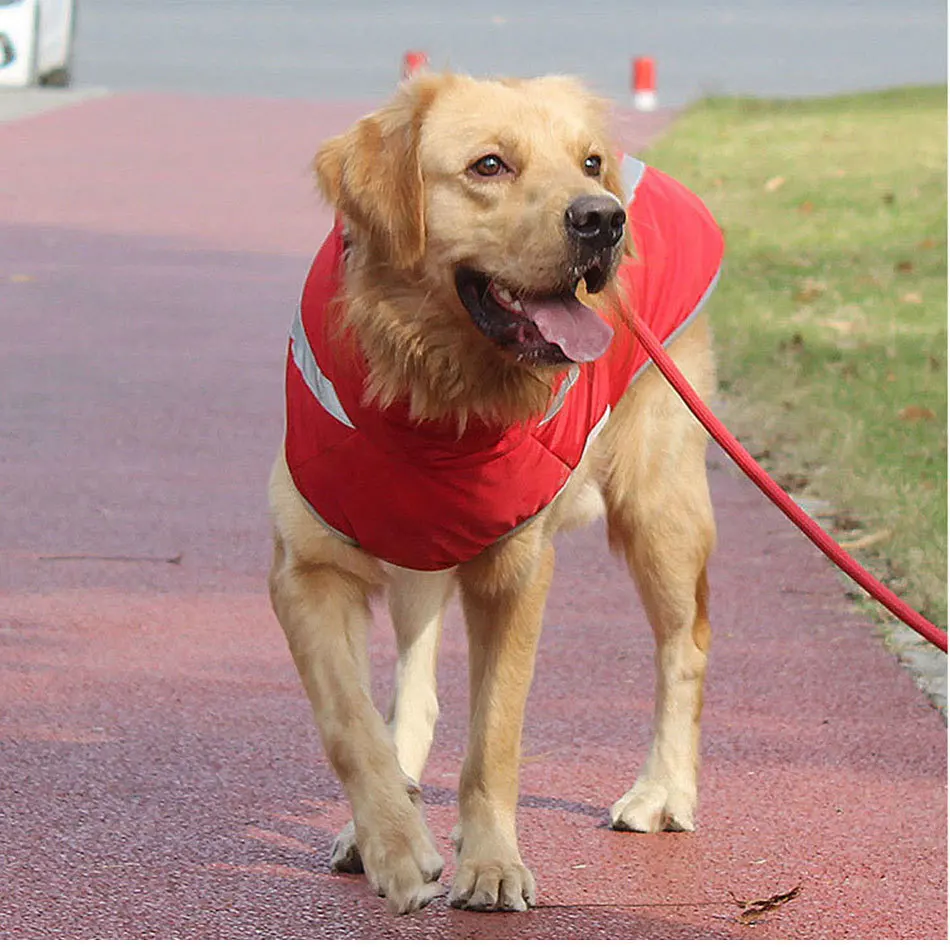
[0,85,110,123]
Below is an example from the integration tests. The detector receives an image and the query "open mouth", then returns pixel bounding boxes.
[455,267,615,365]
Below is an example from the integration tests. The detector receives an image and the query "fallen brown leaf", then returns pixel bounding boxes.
[793,279,825,303]
[777,471,809,492]
[731,883,802,925]
[778,332,806,353]
[917,237,937,249]
[840,528,893,551]
[895,260,915,273]
[901,292,923,304]
[898,405,936,422]
[798,200,815,214]
[824,319,856,334]
[764,175,786,193]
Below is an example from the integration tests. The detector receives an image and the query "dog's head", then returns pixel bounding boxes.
[314,73,631,370]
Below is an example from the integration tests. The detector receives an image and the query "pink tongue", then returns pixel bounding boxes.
[521,294,614,362]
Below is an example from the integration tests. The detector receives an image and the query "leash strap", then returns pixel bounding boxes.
[633,316,948,654]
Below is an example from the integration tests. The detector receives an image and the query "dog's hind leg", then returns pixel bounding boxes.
[600,317,716,833]
[330,567,454,874]
[387,567,455,780]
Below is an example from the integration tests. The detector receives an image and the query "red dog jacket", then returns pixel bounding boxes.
[284,158,724,571]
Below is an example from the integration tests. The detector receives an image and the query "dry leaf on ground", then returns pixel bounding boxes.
[898,405,936,422]
[730,883,802,925]
[794,278,825,303]
[823,320,857,334]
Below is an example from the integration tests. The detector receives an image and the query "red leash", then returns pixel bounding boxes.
[633,317,948,654]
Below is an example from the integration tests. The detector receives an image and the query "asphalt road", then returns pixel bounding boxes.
[0,92,946,939]
[71,0,947,105]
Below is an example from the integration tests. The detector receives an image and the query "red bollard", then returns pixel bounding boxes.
[402,51,429,79]
[631,57,657,111]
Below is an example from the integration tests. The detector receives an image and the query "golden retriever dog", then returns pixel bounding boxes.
[268,72,720,914]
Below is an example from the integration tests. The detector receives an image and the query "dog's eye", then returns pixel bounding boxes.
[584,155,603,177]
[470,154,509,177]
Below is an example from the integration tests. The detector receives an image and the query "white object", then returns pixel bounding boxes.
[631,56,657,112]
[633,89,657,112]
[0,0,75,88]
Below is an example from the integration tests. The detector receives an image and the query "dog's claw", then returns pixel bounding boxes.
[449,857,535,912]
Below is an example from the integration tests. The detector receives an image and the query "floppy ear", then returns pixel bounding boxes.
[602,152,638,258]
[313,77,441,271]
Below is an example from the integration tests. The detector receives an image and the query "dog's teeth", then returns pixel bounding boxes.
[492,285,524,312]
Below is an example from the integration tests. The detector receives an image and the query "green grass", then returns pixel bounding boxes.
[644,86,947,627]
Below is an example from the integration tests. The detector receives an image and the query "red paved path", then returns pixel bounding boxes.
[0,95,945,939]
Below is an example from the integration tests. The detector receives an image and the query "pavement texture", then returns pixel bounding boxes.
[0,93,946,939]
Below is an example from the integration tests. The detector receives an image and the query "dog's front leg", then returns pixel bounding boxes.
[330,566,454,876]
[269,550,444,914]
[450,535,554,912]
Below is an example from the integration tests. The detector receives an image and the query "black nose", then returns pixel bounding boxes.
[564,196,626,250]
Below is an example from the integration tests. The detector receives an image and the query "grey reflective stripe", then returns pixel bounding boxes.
[297,489,360,547]
[584,404,612,447]
[621,155,646,203]
[629,264,723,386]
[290,305,354,429]
[540,364,580,424]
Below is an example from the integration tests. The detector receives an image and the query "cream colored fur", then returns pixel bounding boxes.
[268,72,717,915]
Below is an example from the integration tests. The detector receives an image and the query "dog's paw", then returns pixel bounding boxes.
[331,780,431,880]
[357,811,445,914]
[449,851,536,912]
[610,777,696,833]
[329,819,364,874]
